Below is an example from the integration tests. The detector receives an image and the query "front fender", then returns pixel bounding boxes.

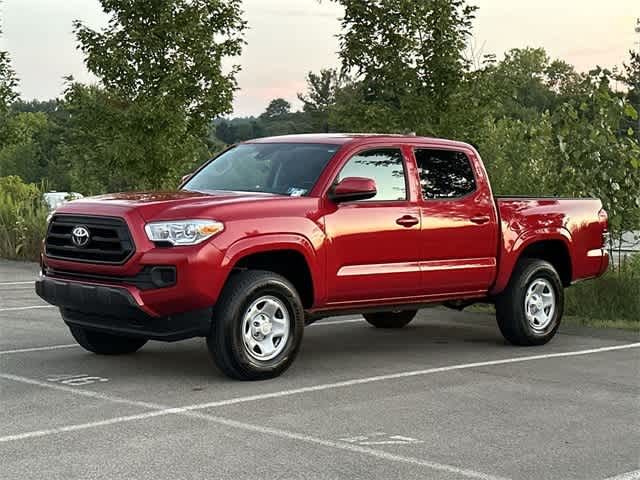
[220,233,325,306]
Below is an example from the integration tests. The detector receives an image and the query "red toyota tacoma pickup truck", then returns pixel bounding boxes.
[36,134,609,380]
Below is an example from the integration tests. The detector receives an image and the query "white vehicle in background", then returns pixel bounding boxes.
[43,192,84,211]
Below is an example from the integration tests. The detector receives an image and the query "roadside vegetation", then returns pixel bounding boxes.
[0,176,48,261]
[0,0,637,327]
[564,255,640,330]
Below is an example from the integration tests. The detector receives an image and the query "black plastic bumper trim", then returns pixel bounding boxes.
[35,277,211,341]
[44,266,177,291]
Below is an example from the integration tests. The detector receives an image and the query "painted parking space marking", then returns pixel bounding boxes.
[1,342,637,444]
[0,344,78,355]
[314,318,363,326]
[2,343,638,479]
[0,372,506,480]
[0,305,54,312]
[0,281,34,286]
[47,374,109,386]
[340,432,423,446]
[603,470,640,480]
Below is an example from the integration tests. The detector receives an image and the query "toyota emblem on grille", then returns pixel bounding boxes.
[71,225,90,248]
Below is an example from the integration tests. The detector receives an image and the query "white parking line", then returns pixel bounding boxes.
[603,471,640,480]
[0,373,507,480]
[0,281,34,285]
[1,342,637,442]
[314,318,363,326]
[0,305,54,312]
[2,343,638,478]
[0,344,78,355]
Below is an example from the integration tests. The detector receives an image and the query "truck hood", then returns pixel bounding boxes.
[57,190,281,221]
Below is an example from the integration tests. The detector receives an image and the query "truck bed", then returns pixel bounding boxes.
[491,196,608,294]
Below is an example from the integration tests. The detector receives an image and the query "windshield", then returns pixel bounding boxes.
[183,143,340,196]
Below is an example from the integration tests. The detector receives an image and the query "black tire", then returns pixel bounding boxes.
[207,270,304,381]
[363,310,417,329]
[495,259,564,346]
[68,325,147,355]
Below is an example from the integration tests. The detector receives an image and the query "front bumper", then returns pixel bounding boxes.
[36,276,212,341]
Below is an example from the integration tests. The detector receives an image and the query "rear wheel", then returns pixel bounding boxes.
[207,270,304,381]
[363,310,417,329]
[495,259,564,346]
[68,325,147,355]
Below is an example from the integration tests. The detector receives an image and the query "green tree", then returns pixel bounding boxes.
[62,83,208,193]
[0,24,19,142]
[0,112,50,183]
[550,69,640,246]
[297,68,341,132]
[619,50,640,141]
[332,0,476,132]
[65,0,246,193]
[0,45,18,115]
[260,98,292,120]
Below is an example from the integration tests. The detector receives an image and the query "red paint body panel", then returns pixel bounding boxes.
[42,134,609,321]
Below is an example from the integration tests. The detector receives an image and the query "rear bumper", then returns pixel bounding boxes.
[35,276,212,341]
[586,247,610,278]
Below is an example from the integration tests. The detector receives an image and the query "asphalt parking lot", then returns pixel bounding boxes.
[1,259,638,480]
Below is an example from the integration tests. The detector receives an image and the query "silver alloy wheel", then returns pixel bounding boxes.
[241,295,290,361]
[524,278,556,332]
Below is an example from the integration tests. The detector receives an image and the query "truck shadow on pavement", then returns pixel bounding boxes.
[62,320,508,382]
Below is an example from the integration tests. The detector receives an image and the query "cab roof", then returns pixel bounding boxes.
[244,133,473,150]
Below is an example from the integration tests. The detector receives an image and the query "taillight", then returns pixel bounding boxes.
[598,208,609,247]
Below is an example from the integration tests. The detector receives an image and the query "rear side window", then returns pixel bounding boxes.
[414,149,476,199]
[338,149,407,201]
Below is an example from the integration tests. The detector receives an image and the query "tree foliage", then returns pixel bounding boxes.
[74,0,246,135]
[0,0,637,250]
[297,69,341,132]
[62,83,209,193]
[260,98,292,120]
[61,0,246,193]
[0,39,18,115]
[333,0,476,132]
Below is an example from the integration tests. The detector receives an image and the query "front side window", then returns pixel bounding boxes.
[415,149,476,199]
[183,143,340,196]
[337,149,407,201]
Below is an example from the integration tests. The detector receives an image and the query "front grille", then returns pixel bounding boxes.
[45,215,135,264]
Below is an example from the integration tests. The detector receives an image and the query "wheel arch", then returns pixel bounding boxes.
[220,234,320,309]
[491,228,574,295]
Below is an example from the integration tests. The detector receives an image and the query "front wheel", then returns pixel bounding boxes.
[363,310,417,329]
[68,325,147,355]
[207,270,304,381]
[495,259,564,346]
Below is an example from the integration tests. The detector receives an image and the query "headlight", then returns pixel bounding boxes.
[145,220,224,246]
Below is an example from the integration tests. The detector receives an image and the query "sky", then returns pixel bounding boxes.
[1,0,639,117]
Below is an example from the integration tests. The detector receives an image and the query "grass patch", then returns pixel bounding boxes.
[562,315,640,332]
[565,258,639,325]
[466,260,639,331]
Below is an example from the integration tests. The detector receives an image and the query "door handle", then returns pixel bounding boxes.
[396,215,419,227]
[470,215,490,224]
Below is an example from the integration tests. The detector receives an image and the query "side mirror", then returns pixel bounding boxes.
[180,173,192,186]
[330,177,377,203]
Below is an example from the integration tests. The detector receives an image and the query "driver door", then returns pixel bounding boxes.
[323,147,422,304]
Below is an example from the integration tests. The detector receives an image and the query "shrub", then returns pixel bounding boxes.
[565,256,640,322]
[0,176,48,261]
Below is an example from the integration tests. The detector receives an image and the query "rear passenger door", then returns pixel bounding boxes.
[414,148,498,295]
